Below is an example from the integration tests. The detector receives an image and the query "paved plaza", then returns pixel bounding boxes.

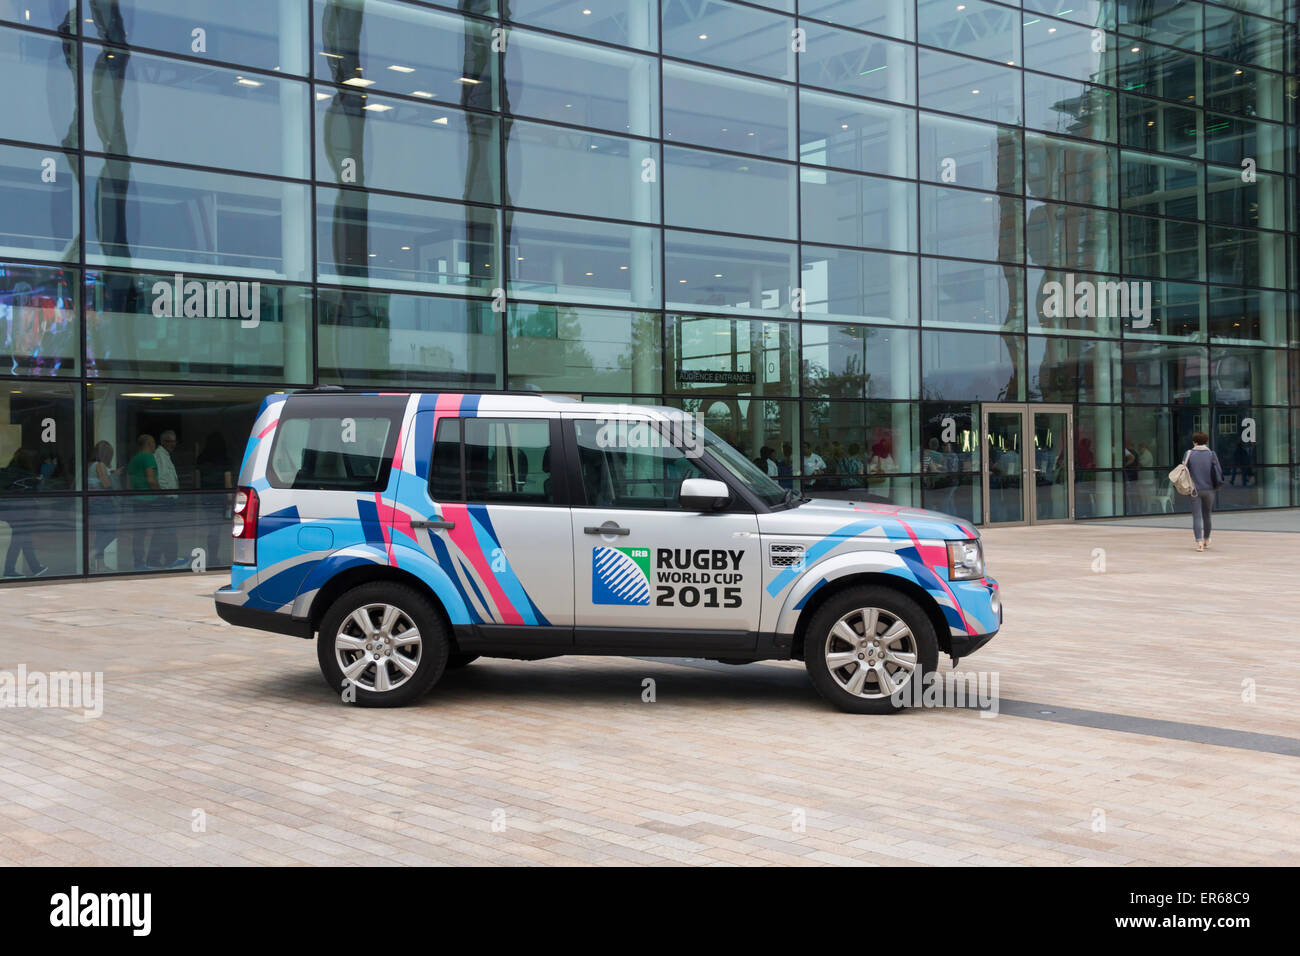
[2,517,1298,865]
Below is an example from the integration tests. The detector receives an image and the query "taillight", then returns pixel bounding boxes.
[232,486,259,539]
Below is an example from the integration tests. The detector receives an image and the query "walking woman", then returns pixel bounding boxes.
[1184,432,1224,552]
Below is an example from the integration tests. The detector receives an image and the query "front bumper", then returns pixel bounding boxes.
[946,575,1002,660]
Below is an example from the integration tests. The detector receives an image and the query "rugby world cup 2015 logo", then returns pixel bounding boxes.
[592,547,651,605]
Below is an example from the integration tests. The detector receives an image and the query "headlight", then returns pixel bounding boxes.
[947,539,984,580]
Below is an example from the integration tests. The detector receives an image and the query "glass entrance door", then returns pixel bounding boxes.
[981,404,1074,525]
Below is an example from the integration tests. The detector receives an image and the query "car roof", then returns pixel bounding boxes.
[287,389,687,420]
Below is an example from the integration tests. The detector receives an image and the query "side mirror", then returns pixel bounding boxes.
[679,477,730,512]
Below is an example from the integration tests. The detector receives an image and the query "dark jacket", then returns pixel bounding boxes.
[1184,446,1223,492]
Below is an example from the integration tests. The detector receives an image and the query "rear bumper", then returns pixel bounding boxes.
[214,592,313,638]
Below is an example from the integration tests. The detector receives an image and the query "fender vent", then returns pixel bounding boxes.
[769,543,805,568]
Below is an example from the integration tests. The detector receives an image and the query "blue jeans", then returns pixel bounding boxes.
[1192,489,1215,541]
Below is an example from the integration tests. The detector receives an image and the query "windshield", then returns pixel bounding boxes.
[701,427,792,509]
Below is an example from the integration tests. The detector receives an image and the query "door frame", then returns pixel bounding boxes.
[980,403,1075,526]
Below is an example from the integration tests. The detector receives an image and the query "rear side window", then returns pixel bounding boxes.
[429,417,557,504]
[268,398,403,491]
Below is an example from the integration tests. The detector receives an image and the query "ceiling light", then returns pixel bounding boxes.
[698,34,708,39]
[971,89,980,94]
[363,103,392,112]
[582,7,592,13]
[235,77,263,87]
[388,65,414,73]
[457,76,480,84]
[401,246,411,251]
[433,116,449,125]
[315,92,330,100]
[343,77,375,87]
[411,90,435,98]
[320,52,343,59]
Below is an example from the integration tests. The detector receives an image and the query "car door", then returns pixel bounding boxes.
[396,410,573,639]
[565,414,761,651]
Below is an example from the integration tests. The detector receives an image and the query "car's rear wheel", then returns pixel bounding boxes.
[317,582,448,707]
[804,586,938,714]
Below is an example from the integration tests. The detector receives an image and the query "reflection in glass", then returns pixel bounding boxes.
[506,122,658,222]
[922,259,1022,332]
[664,146,795,239]
[920,114,1021,193]
[921,186,1023,263]
[0,144,77,262]
[507,305,659,394]
[922,330,1023,402]
[801,324,917,400]
[88,493,233,574]
[0,381,78,494]
[0,495,79,578]
[1,262,78,375]
[801,402,918,501]
[661,0,793,80]
[985,409,1024,522]
[665,231,796,318]
[664,62,792,159]
[318,288,500,389]
[800,90,915,178]
[801,245,916,326]
[0,23,77,148]
[508,211,659,309]
[1028,336,1118,403]
[801,22,915,103]
[919,49,1021,126]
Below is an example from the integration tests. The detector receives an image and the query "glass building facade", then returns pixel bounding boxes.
[0,0,1296,578]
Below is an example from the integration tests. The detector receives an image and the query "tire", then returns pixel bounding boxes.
[317,582,449,707]
[803,585,938,715]
[445,653,479,669]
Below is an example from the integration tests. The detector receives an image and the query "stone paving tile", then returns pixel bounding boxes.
[1,523,1299,865]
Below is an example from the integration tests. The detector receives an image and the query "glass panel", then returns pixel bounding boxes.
[1024,16,1114,83]
[918,0,1020,65]
[85,271,312,383]
[87,383,268,495]
[801,245,917,326]
[921,402,979,472]
[1210,347,1287,406]
[1122,213,1202,280]
[922,330,1024,402]
[1023,0,1114,30]
[82,45,308,178]
[1205,165,1285,232]
[919,49,1021,126]
[316,91,498,204]
[85,158,309,280]
[1119,93,1199,158]
[1027,268,1124,337]
[664,146,795,239]
[1117,1,1201,53]
[801,22,915,102]
[506,121,658,222]
[1203,60,1283,123]
[666,315,796,397]
[1025,201,1118,273]
[1204,114,1285,172]
[89,493,229,574]
[1027,336,1119,403]
[801,324,918,400]
[1124,279,1205,340]
[920,185,1023,263]
[1203,7,1283,71]
[1215,466,1290,511]
[1024,75,1115,143]
[664,396,797,488]
[922,473,981,523]
[985,410,1025,522]
[797,0,914,40]
[508,0,656,50]
[663,62,794,160]
[0,381,78,499]
[660,0,793,80]
[1031,410,1070,520]
[0,144,77,263]
[1208,287,1287,346]
[313,0,497,109]
[508,211,660,309]
[0,24,77,148]
[1026,134,1116,206]
[922,259,1023,331]
[1208,407,1287,468]
[0,496,79,578]
[1122,342,1208,404]
[799,90,915,178]
[1206,225,1286,289]
[1115,42,1197,105]
[0,0,74,32]
[800,168,915,252]
[919,114,1021,193]
[664,231,796,318]
[1,262,78,376]
[316,187,497,293]
[505,26,658,136]
[317,289,501,389]
[1075,470,1121,519]
[507,305,660,394]
[96,0,308,73]
[1077,405,1123,469]
[463,418,554,505]
[1120,151,1202,218]
[800,402,918,500]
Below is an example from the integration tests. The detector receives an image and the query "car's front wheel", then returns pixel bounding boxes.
[317,582,449,707]
[803,586,938,714]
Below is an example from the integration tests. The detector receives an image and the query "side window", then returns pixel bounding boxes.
[268,413,397,490]
[461,418,555,504]
[429,418,462,500]
[573,419,706,509]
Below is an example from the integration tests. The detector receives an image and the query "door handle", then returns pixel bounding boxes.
[411,518,455,530]
[585,525,630,536]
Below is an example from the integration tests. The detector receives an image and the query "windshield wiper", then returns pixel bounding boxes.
[782,487,810,509]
